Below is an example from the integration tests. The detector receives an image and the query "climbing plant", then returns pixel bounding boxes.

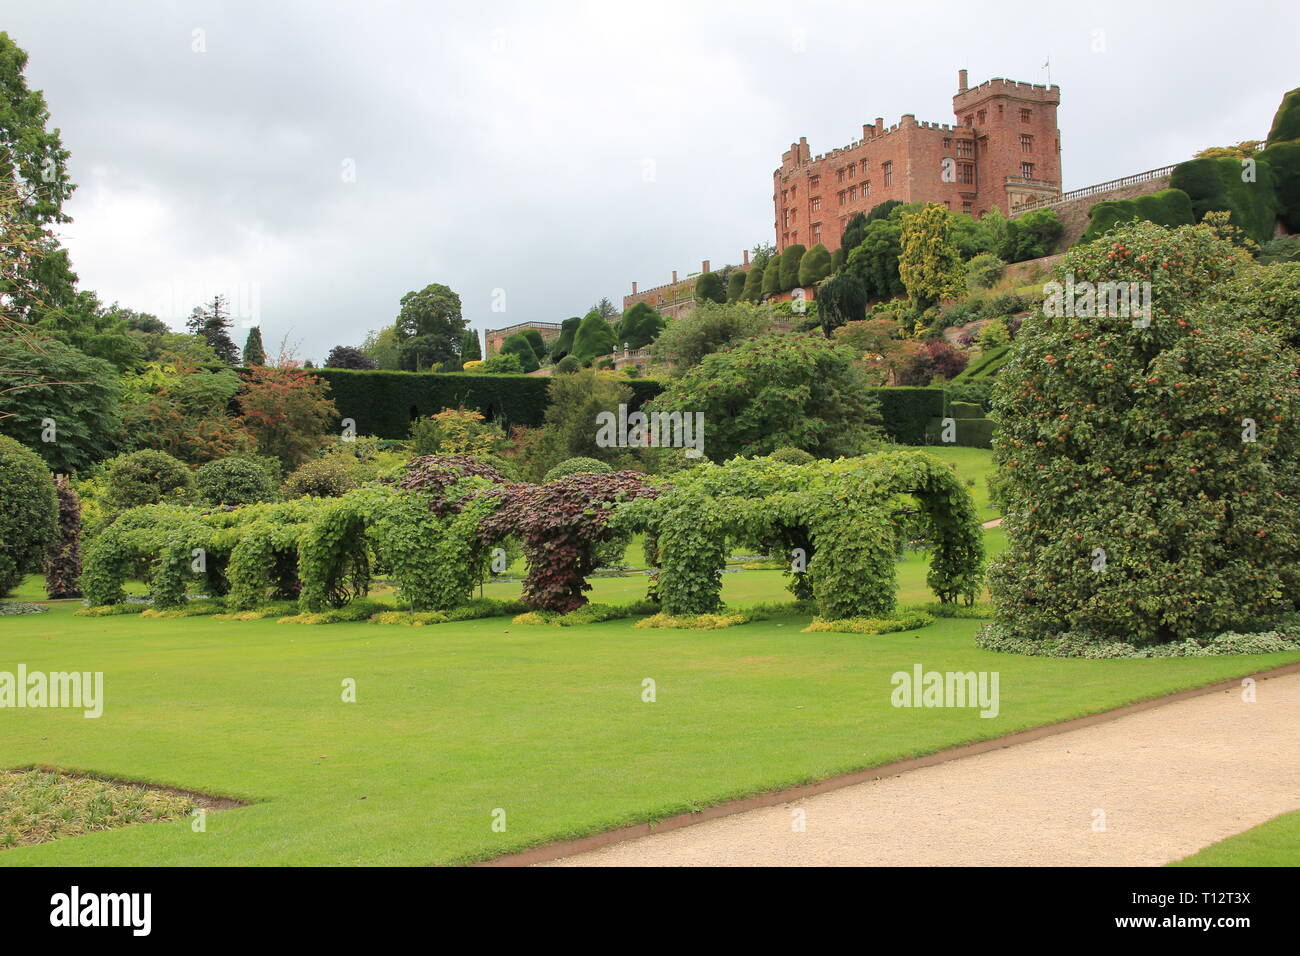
[620,452,983,618]
[480,471,660,612]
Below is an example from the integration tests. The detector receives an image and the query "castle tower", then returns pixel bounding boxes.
[952,71,1062,214]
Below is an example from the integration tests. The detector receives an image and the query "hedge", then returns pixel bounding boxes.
[1259,141,1300,232]
[307,368,947,447]
[951,345,1009,382]
[949,401,985,419]
[306,368,667,440]
[954,418,994,449]
[1169,156,1279,243]
[873,387,947,445]
[1080,188,1195,243]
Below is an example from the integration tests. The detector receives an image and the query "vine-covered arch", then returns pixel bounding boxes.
[621,452,984,618]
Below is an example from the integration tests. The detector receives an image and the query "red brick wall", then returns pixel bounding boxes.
[774,72,1063,253]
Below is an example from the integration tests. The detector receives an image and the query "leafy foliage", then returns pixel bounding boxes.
[649,301,770,371]
[0,338,122,471]
[44,474,82,597]
[194,457,277,506]
[0,435,57,596]
[237,365,336,468]
[647,334,883,461]
[543,456,613,482]
[616,302,665,349]
[325,345,378,370]
[103,449,193,509]
[989,219,1300,646]
[480,471,659,612]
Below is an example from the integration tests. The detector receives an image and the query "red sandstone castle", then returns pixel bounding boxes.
[775,69,1062,253]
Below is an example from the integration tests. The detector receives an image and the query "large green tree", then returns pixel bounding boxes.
[898,203,965,315]
[243,326,267,366]
[647,334,882,461]
[649,301,769,372]
[0,338,122,471]
[395,283,466,370]
[185,295,240,365]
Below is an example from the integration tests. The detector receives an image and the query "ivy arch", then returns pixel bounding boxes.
[621,451,984,618]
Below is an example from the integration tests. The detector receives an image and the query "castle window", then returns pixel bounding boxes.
[957,163,974,185]
[883,161,893,186]
[782,189,788,203]
[812,223,822,242]
[811,196,821,212]
[1020,133,1033,152]
[962,200,972,211]
[863,180,870,195]
[1021,108,1032,122]
[1021,162,1035,178]
[956,139,973,157]
[848,162,856,178]
[837,167,846,183]
[838,190,847,206]
[848,185,857,201]
[977,110,986,124]
[809,175,820,188]
[964,114,973,126]
[943,137,952,149]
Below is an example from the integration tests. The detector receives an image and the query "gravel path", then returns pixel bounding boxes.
[544,671,1300,867]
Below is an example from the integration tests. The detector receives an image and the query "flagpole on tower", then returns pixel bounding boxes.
[1043,57,1051,86]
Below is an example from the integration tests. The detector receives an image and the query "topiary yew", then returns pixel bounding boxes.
[988,219,1300,647]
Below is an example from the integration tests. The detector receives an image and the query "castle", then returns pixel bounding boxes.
[487,67,1065,351]
[775,69,1062,253]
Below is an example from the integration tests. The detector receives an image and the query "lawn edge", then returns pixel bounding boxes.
[476,659,1300,867]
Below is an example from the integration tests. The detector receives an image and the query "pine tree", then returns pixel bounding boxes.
[186,295,240,365]
[243,326,266,365]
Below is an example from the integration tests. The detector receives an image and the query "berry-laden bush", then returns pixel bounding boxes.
[988,220,1300,647]
[194,457,277,506]
[480,471,660,612]
[543,457,613,482]
[0,435,58,596]
[103,449,193,510]
[45,475,83,598]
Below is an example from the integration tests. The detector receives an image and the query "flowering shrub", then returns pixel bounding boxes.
[989,220,1300,646]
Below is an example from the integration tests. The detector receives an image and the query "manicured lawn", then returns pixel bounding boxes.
[1169,811,1300,867]
[2,589,1297,865]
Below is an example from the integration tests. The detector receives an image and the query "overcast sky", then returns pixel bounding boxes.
[3,0,1297,360]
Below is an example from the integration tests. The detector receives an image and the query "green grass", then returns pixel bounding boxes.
[2,569,1296,865]
[1168,811,1300,867]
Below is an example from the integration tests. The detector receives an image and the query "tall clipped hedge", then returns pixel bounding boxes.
[1258,140,1300,232]
[307,368,665,440]
[873,387,947,444]
[307,368,554,438]
[1169,156,1279,243]
[1081,188,1195,243]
